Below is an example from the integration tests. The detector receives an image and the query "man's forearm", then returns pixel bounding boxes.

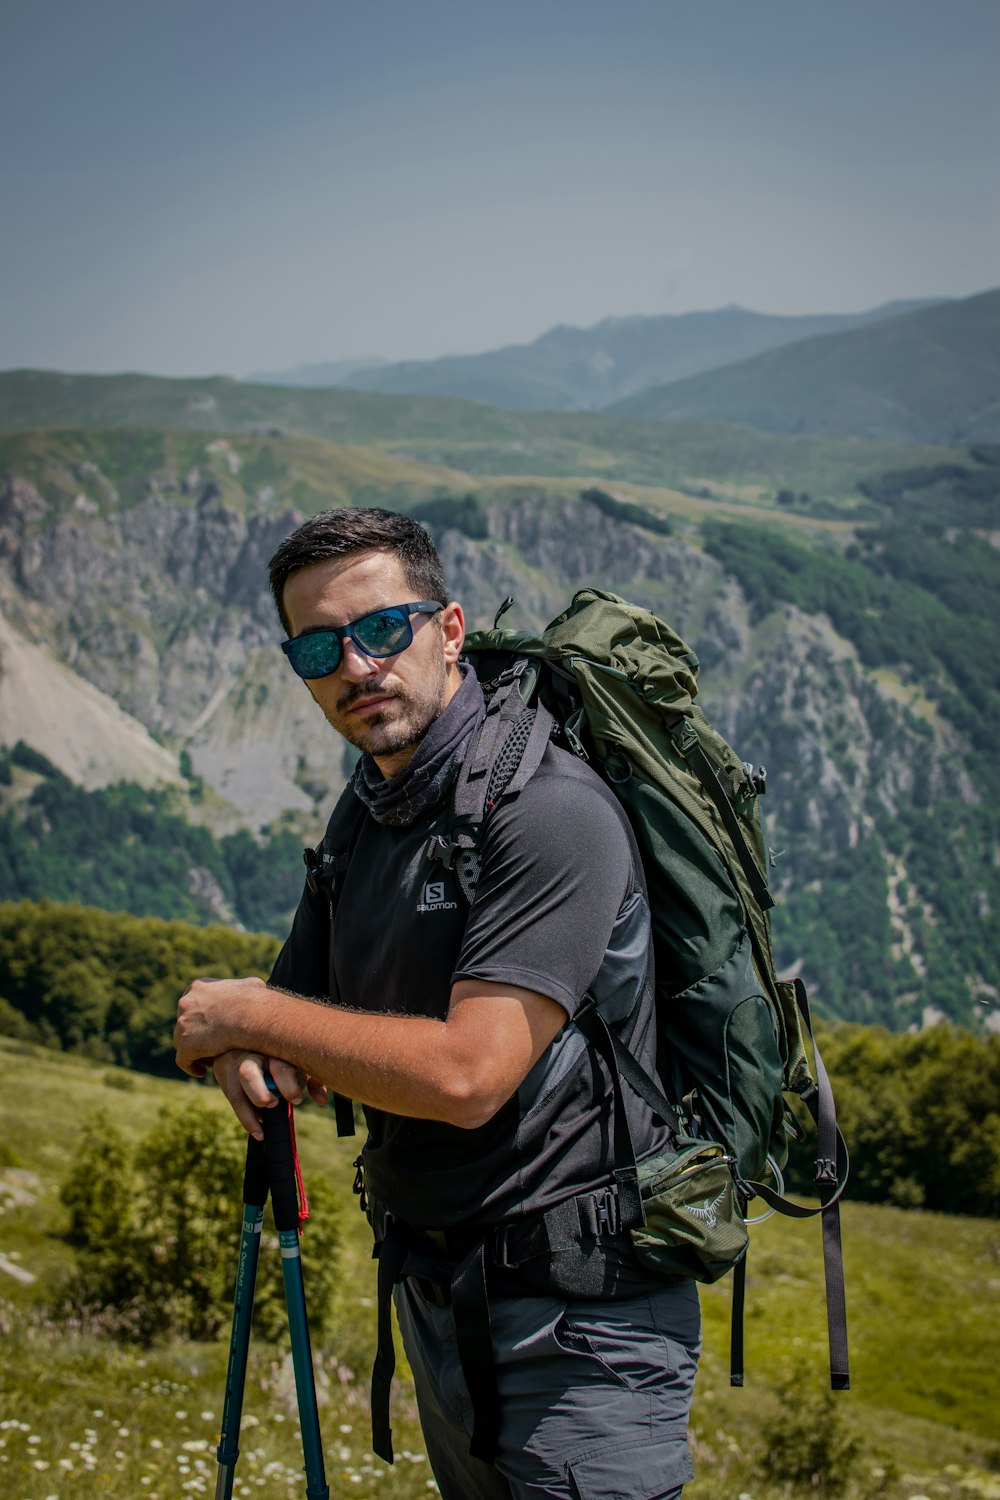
[232,987,471,1122]
[174,976,561,1129]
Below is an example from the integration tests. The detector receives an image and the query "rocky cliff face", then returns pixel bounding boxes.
[0,456,986,1027]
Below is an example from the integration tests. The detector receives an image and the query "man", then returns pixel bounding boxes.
[174,507,700,1500]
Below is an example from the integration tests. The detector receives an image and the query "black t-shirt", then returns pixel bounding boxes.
[271,742,670,1231]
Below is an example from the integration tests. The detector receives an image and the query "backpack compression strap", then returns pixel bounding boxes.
[666,714,775,914]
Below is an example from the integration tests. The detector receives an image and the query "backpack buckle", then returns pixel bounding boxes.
[668,718,699,758]
[490,1223,512,1269]
[427,833,460,870]
[815,1156,838,1186]
[595,1193,618,1236]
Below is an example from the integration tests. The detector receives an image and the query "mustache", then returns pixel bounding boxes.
[336,678,402,712]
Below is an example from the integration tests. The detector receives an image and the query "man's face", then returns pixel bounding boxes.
[282,550,465,777]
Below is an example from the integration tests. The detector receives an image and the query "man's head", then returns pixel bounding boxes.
[268,507,448,635]
[268,508,465,777]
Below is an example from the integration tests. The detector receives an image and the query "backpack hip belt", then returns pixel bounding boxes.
[364,1178,662,1468]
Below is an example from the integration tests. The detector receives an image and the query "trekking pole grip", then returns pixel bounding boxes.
[242,1134,269,1209]
[260,1077,300,1233]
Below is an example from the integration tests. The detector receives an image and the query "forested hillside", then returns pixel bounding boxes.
[0,900,279,1073]
[0,742,303,933]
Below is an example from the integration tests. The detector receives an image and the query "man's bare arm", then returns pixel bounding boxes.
[174,976,566,1133]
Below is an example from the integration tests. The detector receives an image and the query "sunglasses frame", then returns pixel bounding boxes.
[280,600,444,680]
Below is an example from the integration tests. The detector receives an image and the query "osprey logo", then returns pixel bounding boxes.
[689,1187,727,1230]
[417,880,458,914]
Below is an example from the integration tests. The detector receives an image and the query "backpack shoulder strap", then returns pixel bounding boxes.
[428,664,554,902]
[303,779,367,900]
[303,782,367,1137]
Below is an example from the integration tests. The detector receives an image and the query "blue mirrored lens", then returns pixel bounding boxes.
[351,608,412,656]
[286,632,343,679]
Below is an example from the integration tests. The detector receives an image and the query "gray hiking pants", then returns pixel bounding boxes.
[395,1277,701,1499]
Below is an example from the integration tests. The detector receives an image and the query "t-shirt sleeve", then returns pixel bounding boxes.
[452,762,634,1016]
[268,877,331,999]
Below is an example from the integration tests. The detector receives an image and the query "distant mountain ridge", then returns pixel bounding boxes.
[247,355,388,387]
[248,300,943,411]
[611,288,1000,444]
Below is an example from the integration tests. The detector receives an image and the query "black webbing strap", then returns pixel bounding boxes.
[451,1242,501,1462]
[582,1008,683,1141]
[370,1220,408,1462]
[449,684,553,832]
[574,1008,653,1233]
[742,980,850,1390]
[797,978,849,1390]
[666,715,775,913]
[730,1250,748,1386]
[364,1178,655,1469]
[332,1093,355,1135]
[428,688,554,900]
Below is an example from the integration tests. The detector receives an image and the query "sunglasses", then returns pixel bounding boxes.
[281,600,444,680]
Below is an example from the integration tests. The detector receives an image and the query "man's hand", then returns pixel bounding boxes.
[174,975,329,1135]
[174,975,269,1076]
[212,1050,329,1138]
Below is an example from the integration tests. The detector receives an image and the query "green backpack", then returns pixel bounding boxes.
[450,587,850,1390]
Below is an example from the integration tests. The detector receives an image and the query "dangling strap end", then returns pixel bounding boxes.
[287,1102,310,1234]
[333,1091,356,1137]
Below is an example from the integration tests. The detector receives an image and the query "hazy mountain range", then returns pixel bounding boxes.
[248,299,943,413]
[612,289,1000,444]
[236,289,999,446]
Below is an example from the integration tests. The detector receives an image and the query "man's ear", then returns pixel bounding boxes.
[440,601,465,665]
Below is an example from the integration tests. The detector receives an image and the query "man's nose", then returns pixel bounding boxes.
[339,635,380,680]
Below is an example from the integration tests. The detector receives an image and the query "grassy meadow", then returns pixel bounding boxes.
[1,1035,998,1500]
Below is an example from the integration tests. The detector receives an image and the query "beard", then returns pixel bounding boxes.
[326,652,449,761]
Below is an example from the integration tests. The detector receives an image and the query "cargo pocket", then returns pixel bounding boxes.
[567,1434,694,1499]
[553,1307,684,1390]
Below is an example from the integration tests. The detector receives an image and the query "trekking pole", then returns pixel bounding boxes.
[215,1080,330,1500]
[216,1134,268,1500]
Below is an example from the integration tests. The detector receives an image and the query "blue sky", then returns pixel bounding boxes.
[2,0,997,376]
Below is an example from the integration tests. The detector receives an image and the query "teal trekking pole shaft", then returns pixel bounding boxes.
[214,1081,330,1500]
[216,1135,268,1500]
[261,1085,330,1500]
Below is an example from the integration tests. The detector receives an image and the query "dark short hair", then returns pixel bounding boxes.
[268,507,449,634]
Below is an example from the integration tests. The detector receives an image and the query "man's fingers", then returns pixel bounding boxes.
[213,1050,282,1139]
[237,1054,281,1108]
[305,1075,330,1108]
[213,1054,266,1139]
[267,1056,306,1105]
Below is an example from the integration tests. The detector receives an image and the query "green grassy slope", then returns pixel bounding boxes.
[0,370,965,499]
[1,1037,997,1499]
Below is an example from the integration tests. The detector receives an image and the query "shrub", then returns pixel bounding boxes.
[59,1099,342,1345]
[758,1378,861,1494]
